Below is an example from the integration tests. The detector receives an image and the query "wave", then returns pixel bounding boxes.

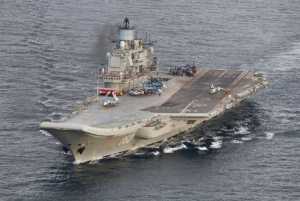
[133,149,160,158]
[241,136,253,141]
[48,112,65,121]
[37,97,52,108]
[209,140,222,149]
[196,146,208,151]
[265,131,275,140]
[234,126,250,135]
[39,129,51,137]
[151,151,160,156]
[163,144,187,154]
[231,139,243,144]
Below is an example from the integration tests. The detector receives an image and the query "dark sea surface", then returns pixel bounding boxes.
[1,0,300,200]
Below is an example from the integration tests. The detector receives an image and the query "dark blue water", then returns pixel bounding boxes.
[1,0,299,200]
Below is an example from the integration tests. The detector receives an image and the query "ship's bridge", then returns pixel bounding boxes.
[100,18,158,93]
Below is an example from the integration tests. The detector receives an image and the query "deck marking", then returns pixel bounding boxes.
[181,100,195,113]
[229,71,249,88]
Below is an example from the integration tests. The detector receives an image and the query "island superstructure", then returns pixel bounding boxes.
[101,17,157,93]
[40,18,267,164]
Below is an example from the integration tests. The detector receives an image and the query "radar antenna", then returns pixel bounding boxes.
[122,17,130,29]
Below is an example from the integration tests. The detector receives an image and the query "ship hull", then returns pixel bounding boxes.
[44,118,202,163]
[40,68,267,164]
[47,128,137,164]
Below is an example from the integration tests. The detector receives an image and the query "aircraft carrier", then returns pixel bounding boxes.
[40,18,267,164]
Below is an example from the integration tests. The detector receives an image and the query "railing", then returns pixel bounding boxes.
[99,72,146,81]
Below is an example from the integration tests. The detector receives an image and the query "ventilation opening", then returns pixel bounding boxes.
[187,120,196,124]
[77,146,86,154]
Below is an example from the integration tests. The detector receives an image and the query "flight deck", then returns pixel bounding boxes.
[145,69,254,114]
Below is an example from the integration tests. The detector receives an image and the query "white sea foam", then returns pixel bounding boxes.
[163,144,187,154]
[62,151,72,156]
[231,139,243,144]
[39,130,51,137]
[265,132,275,140]
[213,136,223,141]
[196,146,208,151]
[241,137,252,141]
[151,151,160,156]
[209,141,222,149]
[234,126,250,135]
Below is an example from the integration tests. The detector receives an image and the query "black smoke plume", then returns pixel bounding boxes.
[93,23,119,65]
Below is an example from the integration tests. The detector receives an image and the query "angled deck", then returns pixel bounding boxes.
[145,69,251,114]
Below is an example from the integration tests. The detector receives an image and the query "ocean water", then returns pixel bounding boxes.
[1,0,300,200]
